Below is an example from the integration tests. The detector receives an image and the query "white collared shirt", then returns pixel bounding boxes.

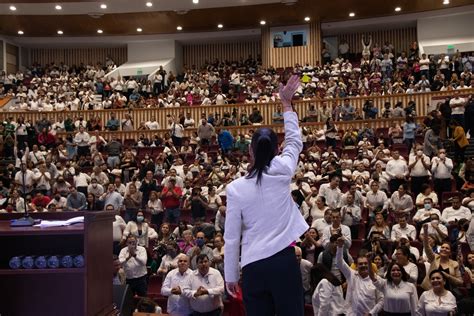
[391,223,417,241]
[441,206,472,223]
[373,277,418,314]
[312,279,345,316]
[409,153,431,177]
[386,158,409,179]
[183,267,224,313]
[318,183,342,209]
[336,247,384,316]
[431,157,453,179]
[161,268,193,316]
[118,246,147,279]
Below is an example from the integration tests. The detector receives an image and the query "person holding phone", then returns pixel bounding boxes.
[224,75,308,316]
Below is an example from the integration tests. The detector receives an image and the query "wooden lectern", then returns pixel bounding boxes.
[0,211,116,316]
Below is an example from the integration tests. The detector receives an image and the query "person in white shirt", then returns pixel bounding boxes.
[391,215,417,242]
[15,164,35,194]
[340,193,361,238]
[336,237,384,316]
[413,197,441,225]
[317,175,342,209]
[183,254,224,316]
[145,116,161,130]
[311,209,332,236]
[321,209,352,249]
[295,246,313,303]
[385,150,408,194]
[369,261,418,315]
[311,263,345,316]
[74,126,90,158]
[365,181,388,219]
[224,76,308,316]
[408,146,431,197]
[391,235,420,261]
[386,183,414,216]
[392,246,419,287]
[450,90,466,127]
[441,195,472,224]
[417,270,457,316]
[161,254,193,316]
[431,149,453,199]
[118,236,148,297]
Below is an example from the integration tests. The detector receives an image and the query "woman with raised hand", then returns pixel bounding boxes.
[369,260,418,315]
[224,75,309,316]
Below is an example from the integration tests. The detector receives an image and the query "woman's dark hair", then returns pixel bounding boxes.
[291,189,305,207]
[247,128,278,184]
[396,245,411,258]
[136,297,157,313]
[385,262,409,283]
[429,268,447,280]
[311,263,342,290]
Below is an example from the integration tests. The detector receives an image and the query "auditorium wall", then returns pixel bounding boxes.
[182,40,261,69]
[6,43,19,74]
[418,11,474,54]
[30,46,128,67]
[335,27,417,56]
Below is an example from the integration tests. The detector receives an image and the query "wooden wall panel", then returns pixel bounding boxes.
[6,43,19,74]
[183,41,261,68]
[29,47,128,67]
[262,21,322,68]
[336,27,417,56]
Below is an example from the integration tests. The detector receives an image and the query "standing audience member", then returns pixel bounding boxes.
[118,236,148,297]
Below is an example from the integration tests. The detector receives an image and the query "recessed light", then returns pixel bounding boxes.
[217,24,223,29]
[100,4,107,9]
[18,30,24,35]
[304,16,311,22]
[177,26,183,31]
[9,5,16,11]
[395,7,401,12]
[349,12,355,17]
[192,0,199,3]
[146,2,153,7]
[443,0,450,4]
[136,28,143,32]
[97,29,103,34]
[260,20,266,25]
[57,30,63,35]
[55,5,62,10]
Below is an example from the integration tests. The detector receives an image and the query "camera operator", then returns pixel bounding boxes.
[184,187,210,224]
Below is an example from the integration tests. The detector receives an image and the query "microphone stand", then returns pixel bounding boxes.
[11,167,35,227]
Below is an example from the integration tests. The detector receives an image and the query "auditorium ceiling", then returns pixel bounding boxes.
[0,0,473,37]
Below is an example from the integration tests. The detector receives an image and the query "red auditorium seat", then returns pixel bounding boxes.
[349,239,364,257]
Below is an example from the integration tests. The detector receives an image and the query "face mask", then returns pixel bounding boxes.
[136,216,144,223]
[424,203,432,210]
[439,153,446,159]
[196,239,205,248]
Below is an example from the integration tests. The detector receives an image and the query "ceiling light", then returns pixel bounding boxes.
[349,12,355,17]
[217,24,223,29]
[97,29,103,34]
[57,30,63,35]
[177,26,183,31]
[55,5,62,10]
[18,30,24,35]
[395,7,401,12]
[192,0,199,3]
[443,0,450,4]
[260,20,266,25]
[136,27,142,32]
[9,5,16,11]
[100,4,107,9]
[304,16,311,22]
[146,2,153,7]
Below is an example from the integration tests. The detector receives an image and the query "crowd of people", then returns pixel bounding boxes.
[0,40,473,114]
[0,41,474,315]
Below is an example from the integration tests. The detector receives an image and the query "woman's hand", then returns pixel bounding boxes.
[278,74,300,111]
[226,282,241,298]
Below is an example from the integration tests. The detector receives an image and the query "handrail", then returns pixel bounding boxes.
[2,89,471,135]
[54,117,425,141]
